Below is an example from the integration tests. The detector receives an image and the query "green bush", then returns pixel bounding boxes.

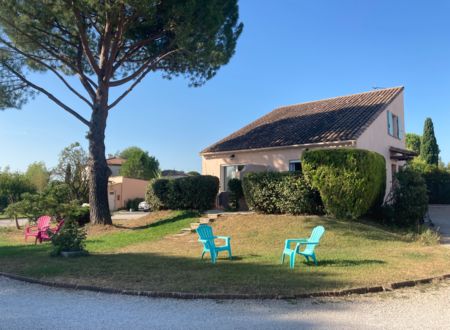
[66,205,90,226]
[126,198,145,211]
[302,148,386,219]
[146,175,219,211]
[242,172,322,215]
[421,168,450,204]
[227,178,244,211]
[383,167,428,230]
[50,219,87,256]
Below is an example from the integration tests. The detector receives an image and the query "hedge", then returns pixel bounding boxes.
[421,168,450,204]
[242,172,323,215]
[146,175,219,211]
[302,148,386,219]
[383,167,428,230]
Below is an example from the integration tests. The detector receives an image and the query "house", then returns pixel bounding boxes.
[106,157,126,176]
[106,157,149,211]
[200,87,415,197]
[107,176,149,211]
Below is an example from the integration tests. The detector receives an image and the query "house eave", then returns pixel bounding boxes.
[200,140,356,157]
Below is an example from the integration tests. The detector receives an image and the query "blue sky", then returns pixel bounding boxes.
[1,0,450,172]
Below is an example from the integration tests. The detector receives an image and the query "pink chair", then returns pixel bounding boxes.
[37,220,65,243]
[24,215,51,243]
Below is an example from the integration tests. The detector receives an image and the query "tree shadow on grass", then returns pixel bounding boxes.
[0,245,350,296]
[111,211,199,231]
[316,259,386,267]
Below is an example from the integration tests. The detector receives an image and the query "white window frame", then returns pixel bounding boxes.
[289,160,302,172]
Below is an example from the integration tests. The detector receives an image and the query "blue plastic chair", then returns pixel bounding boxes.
[196,224,232,264]
[281,226,325,269]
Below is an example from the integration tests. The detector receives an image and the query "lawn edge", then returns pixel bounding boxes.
[1,271,449,300]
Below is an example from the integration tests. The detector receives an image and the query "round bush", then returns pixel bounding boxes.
[302,148,386,219]
[242,172,322,215]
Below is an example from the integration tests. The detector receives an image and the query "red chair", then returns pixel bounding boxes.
[37,220,65,243]
[24,215,51,244]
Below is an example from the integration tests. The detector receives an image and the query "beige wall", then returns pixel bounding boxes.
[201,91,406,197]
[356,91,406,196]
[202,142,353,191]
[107,176,149,210]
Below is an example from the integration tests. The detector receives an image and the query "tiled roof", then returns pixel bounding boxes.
[106,157,126,165]
[202,87,404,153]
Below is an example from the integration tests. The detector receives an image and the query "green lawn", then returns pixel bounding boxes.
[0,211,449,295]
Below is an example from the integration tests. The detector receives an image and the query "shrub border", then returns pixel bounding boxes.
[1,271,449,300]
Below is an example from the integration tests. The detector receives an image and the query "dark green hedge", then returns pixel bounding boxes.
[242,172,323,215]
[126,198,145,211]
[383,167,428,230]
[146,175,219,211]
[302,148,386,219]
[422,168,450,204]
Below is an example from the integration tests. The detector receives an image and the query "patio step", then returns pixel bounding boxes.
[181,227,195,233]
[190,222,201,230]
[199,217,213,224]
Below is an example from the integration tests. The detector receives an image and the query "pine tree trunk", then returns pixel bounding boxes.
[87,103,112,225]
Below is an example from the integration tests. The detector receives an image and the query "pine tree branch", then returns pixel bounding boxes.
[107,49,180,110]
[2,63,90,126]
[72,7,101,76]
[0,38,93,107]
[109,48,179,87]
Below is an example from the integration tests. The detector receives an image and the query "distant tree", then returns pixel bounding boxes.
[119,147,159,180]
[0,1,243,225]
[25,162,50,192]
[405,133,421,155]
[53,143,89,202]
[0,170,36,228]
[420,118,440,166]
[187,171,201,176]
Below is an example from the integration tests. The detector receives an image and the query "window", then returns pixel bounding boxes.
[222,165,244,191]
[387,111,403,139]
[289,160,302,172]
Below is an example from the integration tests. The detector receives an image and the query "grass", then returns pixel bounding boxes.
[1,211,449,295]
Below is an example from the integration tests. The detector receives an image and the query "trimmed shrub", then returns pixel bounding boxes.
[302,148,386,219]
[242,172,322,215]
[146,175,219,211]
[227,178,244,211]
[383,167,428,230]
[50,219,87,256]
[421,168,450,204]
[66,205,90,226]
[126,198,145,211]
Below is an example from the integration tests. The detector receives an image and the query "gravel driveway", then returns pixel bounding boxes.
[1,277,449,330]
[429,205,450,245]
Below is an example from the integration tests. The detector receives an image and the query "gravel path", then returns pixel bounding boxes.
[429,205,450,245]
[1,277,449,330]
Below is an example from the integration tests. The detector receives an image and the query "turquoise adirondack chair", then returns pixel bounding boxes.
[281,226,325,269]
[196,224,232,264]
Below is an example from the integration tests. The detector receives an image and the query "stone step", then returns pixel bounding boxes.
[172,232,190,237]
[199,217,213,224]
[181,227,195,233]
[190,222,200,230]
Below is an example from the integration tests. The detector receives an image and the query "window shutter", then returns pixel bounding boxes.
[398,116,404,139]
[387,111,394,136]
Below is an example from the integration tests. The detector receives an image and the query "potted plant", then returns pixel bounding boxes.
[50,219,88,257]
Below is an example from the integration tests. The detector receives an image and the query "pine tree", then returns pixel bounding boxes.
[420,118,440,165]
